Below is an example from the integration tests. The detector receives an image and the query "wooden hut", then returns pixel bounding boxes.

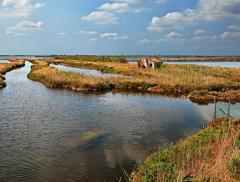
[137,57,163,69]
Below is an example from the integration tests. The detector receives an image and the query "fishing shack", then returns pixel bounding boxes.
[137,57,163,69]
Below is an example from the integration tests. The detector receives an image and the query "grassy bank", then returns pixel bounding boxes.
[131,118,240,182]
[0,60,25,88]
[28,59,240,103]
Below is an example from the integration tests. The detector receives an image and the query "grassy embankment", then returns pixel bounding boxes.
[131,118,240,182]
[0,60,25,88]
[27,58,240,103]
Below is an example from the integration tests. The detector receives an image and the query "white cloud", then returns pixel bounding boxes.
[191,35,214,41]
[0,0,45,18]
[98,2,129,13]
[77,30,98,35]
[194,29,206,35]
[6,20,43,36]
[218,31,240,39]
[228,25,240,30]
[90,38,98,41]
[165,32,182,39]
[114,0,167,4]
[82,1,152,25]
[155,32,184,42]
[148,0,240,32]
[58,32,71,39]
[100,32,128,40]
[192,31,240,41]
[138,38,151,43]
[34,2,45,9]
[82,11,118,24]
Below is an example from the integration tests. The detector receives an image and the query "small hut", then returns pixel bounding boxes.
[138,57,163,69]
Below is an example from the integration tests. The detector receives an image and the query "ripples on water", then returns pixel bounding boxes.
[0,62,239,181]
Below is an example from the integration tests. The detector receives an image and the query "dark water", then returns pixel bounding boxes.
[50,64,126,78]
[0,62,239,182]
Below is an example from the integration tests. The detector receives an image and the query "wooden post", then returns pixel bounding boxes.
[214,96,217,119]
[227,100,231,121]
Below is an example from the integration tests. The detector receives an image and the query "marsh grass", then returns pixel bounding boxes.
[29,59,240,102]
[0,60,25,88]
[131,118,240,182]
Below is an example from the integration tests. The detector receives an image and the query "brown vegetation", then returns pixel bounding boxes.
[27,58,240,103]
[0,59,25,88]
[131,118,240,182]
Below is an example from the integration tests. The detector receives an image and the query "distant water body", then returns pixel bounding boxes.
[166,62,240,68]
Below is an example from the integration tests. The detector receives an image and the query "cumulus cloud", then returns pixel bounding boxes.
[100,32,128,40]
[194,29,206,35]
[165,32,182,39]
[98,2,129,13]
[228,25,240,30]
[58,32,71,39]
[148,0,240,32]
[138,38,151,43]
[114,0,167,4]
[0,0,45,18]
[77,30,98,35]
[82,1,152,25]
[82,11,118,24]
[6,20,43,36]
[218,31,240,39]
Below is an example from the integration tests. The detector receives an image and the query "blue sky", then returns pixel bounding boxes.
[0,0,240,55]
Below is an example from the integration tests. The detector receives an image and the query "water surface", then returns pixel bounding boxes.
[128,61,240,68]
[0,60,9,63]
[165,62,240,68]
[0,62,239,181]
[50,64,126,78]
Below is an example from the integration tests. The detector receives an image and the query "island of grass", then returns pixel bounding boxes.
[27,57,240,103]
[131,118,240,182]
[0,60,25,88]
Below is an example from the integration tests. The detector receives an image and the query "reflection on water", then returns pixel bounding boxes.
[0,62,239,181]
[165,62,240,68]
[50,64,126,78]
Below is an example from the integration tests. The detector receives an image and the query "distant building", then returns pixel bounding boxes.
[137,57,163,69]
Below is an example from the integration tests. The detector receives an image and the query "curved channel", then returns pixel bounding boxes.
[0,61,239,181]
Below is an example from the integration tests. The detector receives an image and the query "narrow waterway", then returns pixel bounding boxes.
[50,64,126,78]
[0,62,239,181]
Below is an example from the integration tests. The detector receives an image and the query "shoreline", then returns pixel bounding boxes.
[26,59,240,104]
[131,118,240,182]
[0,60,25,88]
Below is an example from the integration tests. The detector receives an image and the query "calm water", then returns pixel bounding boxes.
[165,62,240,68]
[50,64,126,78]
[128,61,240,68]
[0,60,9,63]
[0,62,240,181]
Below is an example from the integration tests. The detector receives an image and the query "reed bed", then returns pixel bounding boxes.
[29,59,240,103]
[0,60,25,88]
[131,118,240,182]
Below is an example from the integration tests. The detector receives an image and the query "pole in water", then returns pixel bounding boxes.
[227,100,231,121]
[214,96,217,119]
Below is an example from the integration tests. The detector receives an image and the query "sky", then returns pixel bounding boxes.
[0,0,240,55]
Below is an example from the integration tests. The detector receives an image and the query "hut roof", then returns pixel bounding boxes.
[146,57,162,63]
